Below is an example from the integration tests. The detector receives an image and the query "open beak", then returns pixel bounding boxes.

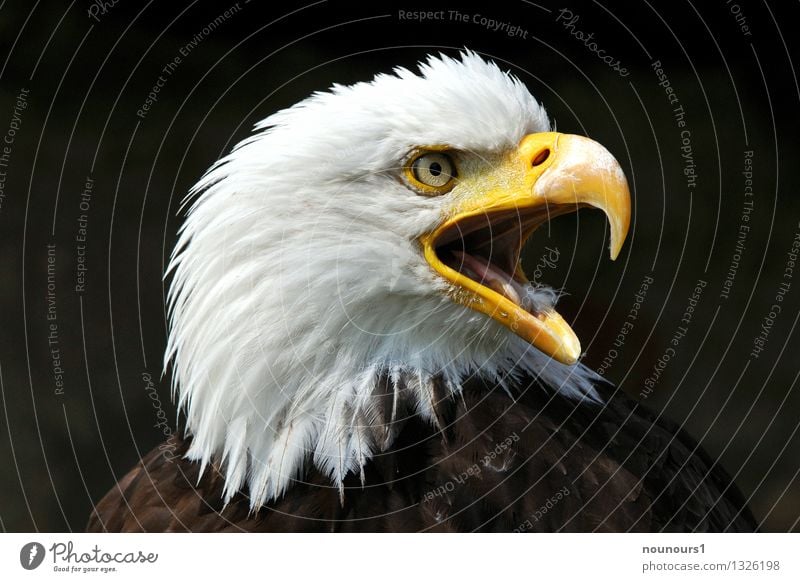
[420,132,631,365]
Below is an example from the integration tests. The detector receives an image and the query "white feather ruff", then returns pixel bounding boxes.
[165,52,604,508]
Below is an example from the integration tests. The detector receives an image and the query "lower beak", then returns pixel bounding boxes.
[420,132,631,365]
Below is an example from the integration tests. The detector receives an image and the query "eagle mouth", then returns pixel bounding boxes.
[432,208,561,316]
[419,132,631,364]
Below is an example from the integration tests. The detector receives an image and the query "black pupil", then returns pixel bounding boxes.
[429,161,442,177]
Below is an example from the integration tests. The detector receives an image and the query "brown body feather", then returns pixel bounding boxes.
[87,375,756,532]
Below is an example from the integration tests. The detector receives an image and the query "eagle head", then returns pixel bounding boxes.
[166,51,631,505]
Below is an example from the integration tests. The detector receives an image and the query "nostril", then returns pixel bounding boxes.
[531,149,550,167]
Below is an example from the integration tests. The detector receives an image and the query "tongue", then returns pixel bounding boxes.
[452,251,525,307]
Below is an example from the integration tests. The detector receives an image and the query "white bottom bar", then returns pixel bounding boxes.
[1,533,797,581]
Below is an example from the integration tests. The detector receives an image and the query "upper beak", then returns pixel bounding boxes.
[420,132,631,365]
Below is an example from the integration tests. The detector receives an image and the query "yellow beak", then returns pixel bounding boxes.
[420,132,631,365]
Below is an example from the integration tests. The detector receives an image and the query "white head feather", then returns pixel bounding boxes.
[165,51,603,507]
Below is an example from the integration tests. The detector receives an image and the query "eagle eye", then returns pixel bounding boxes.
[405,150,457,195]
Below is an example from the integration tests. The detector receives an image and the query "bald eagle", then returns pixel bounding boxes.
[88,52,755,532]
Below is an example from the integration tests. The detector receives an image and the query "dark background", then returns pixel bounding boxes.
[0,0,798,531]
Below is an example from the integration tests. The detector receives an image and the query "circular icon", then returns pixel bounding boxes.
[19,542,45,570]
